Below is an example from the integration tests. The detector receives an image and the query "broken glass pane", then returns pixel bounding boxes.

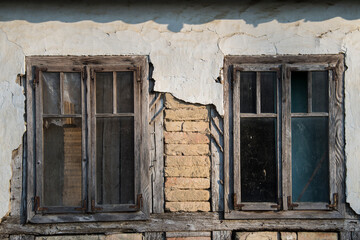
[240,117,277,202]
[292,117,329,202]
[42,72,60,114]
[261,72,277,113]
[43,117,82,207]
[96,117,135,205]
[116,71,134,113]
[63,72,81,114]
[96,72,113,113]
[312,71,329,113]
[240,72,256,113]
[291,71,308,113]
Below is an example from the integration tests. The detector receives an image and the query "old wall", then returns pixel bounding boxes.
[0,0,360,218]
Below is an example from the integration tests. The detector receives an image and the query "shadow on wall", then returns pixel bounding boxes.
[0,0,359,32]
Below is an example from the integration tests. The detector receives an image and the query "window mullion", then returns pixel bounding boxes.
[308,71,312,113]
[232,69,241,207]
[256,72,261,114]
[328,69,337,200]
[282,64,292,211]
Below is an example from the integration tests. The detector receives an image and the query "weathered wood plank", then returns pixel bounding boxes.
[144,232,164,240]
[1,213,359,235]
[166,232,211,237]
[210,108,224,212]
[212,231,231,240]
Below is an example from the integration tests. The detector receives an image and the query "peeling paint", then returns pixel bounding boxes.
[0,0,360,217]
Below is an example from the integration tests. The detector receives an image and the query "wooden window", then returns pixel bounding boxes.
[223,55,345,219]
[25,56,150,223]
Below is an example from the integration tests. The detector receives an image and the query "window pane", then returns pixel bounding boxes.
[240,72,256,113]
[116,71,134,113]
[42,72,60,114]
[96,72,113,113]
[312,71,329,113]
[63,72,81,114]
[240,118,277,202]
[43,118,82,207]
[292,117,329,202]
[291,71,308,113]
[261,72,277,113]
[96,117,135,205]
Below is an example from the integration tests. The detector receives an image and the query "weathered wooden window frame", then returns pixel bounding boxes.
[223,55,345,219]
[25,56,150,223]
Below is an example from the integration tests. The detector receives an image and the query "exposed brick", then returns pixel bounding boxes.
[183,121,209,132]
[281,232,297,240]
[165,93,206,110]
[235,232,278,240]
[165,144,209,156]
[165,156,210,167]
[165,177,210,189]
[165,189,210,201]
[167,238,210,240]
[165,202,210,212]
[165,109,208,121]
[164,132,209,144]
[105,234,143,240]
[165,166,210,178]
[298,232,337,240]
[164,121,183,132]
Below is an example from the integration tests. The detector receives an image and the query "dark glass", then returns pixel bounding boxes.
[292,117,329,202]
[116,71,134,113]
[63,72,81,114]
[261,72,277,113]
[291,71,308,113]
[96,117,135,205]
[43,118,82,207]
[312,71,329,113]
[240,118,277,202]
[42,72,60,114]
[96,72,113,113]
[240,72,256,113]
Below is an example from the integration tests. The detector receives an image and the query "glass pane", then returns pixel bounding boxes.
[42,72,60,114]
[240,72,256,113]
[63,72,81,114]
[96,72,113,113]
[261,72,277,113]
[96,117,135,205]
[292,117,329,202]
[116,71,134,113]
[240,118,277,202]
[291,71,308,113]
[43,118,82,207]
[312,71,329,113]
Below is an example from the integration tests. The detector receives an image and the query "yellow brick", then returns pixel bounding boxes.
[165,177,210,189]
[165,202,210,212]
[165,166,210,178]
[298,232,337,240]
[164,132,209,144]
[165,109,208,121]
[165,144,209,156]
[165,156,210,167]
[165,189,210,201]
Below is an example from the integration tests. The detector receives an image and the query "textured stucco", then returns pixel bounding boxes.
[0,0,360,217]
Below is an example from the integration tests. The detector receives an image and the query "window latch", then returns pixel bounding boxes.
[91,199,102,212]
[75,199,87,211]
[129,194,143,210]
[233,193,244,210]
[287,196,299,210]
[34,196,48,212]
[326,193,338,210]
[270,198,282,210]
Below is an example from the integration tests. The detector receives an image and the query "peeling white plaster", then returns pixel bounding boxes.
[1,0,360,217]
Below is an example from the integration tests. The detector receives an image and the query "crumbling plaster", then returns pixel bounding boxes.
[0,1,360,218]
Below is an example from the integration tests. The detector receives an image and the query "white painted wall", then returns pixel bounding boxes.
[0,0,360,218]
